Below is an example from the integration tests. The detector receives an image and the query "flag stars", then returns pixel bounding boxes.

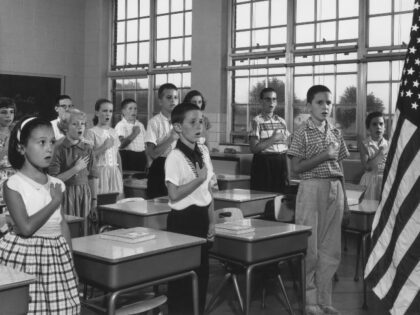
[407,67,415,75]
[412,24,420,32]
[416,59,420,65]
[401,90,405,97]
[415,3,420,10]
[409,46,417,54]
[404,79,409,86]
[406,90,413,98]
[411,102,419,110]
[414,80,420,88]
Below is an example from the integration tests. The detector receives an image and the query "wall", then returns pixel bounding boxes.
[0,0,86,110]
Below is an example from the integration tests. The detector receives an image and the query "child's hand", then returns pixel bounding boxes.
[50,183,63,206]
[377,146,386,161]
[104,136,114,149]
[325,142,339,160]
[74,156,89,172]
[131,125,141,137]
[271,129,287,143]
[169,129,179,141]
[196,162,208,181]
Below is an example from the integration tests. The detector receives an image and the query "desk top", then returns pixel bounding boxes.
[124,178,147,189]
[0,264,36,291]
[213,189,277,202]
[349,200,379,214]
[345,183,366,206]
[217,174,250,182]
[65,215,84,223]
[72,227,205,263]
[215,219,311,242]
[99,199,170,216]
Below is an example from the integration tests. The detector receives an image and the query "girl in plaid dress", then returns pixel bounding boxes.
[0,117,80,314]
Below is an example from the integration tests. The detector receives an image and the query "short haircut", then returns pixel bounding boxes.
[92,98,112,126]
[259,87,276,100]
[365,111,384,129]
[57,109,87,134]
[158,83,177,99]
[121,98,136,110]
[171,102,200,125]
[8,116,52,169]
[183,90,206,110]
[0,97,17,111]
[55,95,72,106]
[306,85,331,104]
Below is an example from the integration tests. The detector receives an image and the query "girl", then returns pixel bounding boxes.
[359,111,389,201]
[86,99,123,196]
[49,109,98,235]
[183,90,211,146]
[0,117,80,314]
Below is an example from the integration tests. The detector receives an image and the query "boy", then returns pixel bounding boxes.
[115,98,147,171]
[249,87,290,193]
[165,102,216,315]
[145,83,179,198]
[51,95,73,140]
[288,85,349,315]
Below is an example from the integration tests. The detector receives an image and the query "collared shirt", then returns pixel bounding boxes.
[145,112,176,158]
[288,117,349,179]
[165,141,214,210]
[49,137,99,185]
[249,114,290,153]
[115,117,146,152]
[50,118,65,140]
[362,136,389,173]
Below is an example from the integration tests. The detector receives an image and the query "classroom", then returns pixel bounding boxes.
[0,0,419,314]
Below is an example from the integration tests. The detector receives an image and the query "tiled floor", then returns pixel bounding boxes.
[81,234,391,315]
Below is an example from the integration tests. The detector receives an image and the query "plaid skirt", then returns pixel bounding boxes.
[0,233,80,314]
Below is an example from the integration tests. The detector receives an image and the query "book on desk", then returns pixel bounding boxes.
[99,229,156,243]
[215,220,255,235]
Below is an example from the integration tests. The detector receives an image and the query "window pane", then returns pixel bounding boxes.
[127,0,138,19]
[234,77,249,103]
[296,0,314,23]
[138,42,149,64]
[335,77,357,135]
[156,15,169,38]
[271,0,287,26]
[232,104,248,132]
[368,62,389,81]
[117,22,125,43]
[126,43,138,65]
[294,76,312,103]
[182,72,191,87]
[367,83,388,113]
[296,23,314,43]
[136,78,148,89]
[116,44,125,65]
[252,1,269,28]
[185,0,192,10]
[156,0,169,14]
[139,0,149,17]
[252,29,269,47]
[139,18,149,40]
[394,13,411,46]
[338,0,358,18]
[170,38,183,61]
[369,16,391,47]
[369,0,392,15]
[168,73,181,86]
[317,21,336,42]
[117,0,126,20]
[236,31,250,48]
[171,13,183,37]
[156,40,169,62]
[126,20,138,41]
[392,60,404,80]
[391,82,400,113]
[185,12,192,36]
[317,0,336,20]
[270,27,286,45]
[184,37,191,61]
[337,63,357,72]
[338,19,358,40]
[394,0,414,11]
[123,79,136,90]
[171,0,183,12]
[314,75,335,97]
[236,3,250,30]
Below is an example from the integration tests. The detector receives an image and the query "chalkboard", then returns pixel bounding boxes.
[0,73,62,121]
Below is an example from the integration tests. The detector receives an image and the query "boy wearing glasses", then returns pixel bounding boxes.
[249,87,290,193]
[51,94,73,140]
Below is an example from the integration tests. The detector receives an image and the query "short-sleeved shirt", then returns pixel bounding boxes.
[49,137,99,185]
[287,117,349,179]
[361,136,389,173]
[50,118,64,141]
[7,172,65,236]
[165,142,214,210]
[145,112,175,158]
[249,114,290,153]
[85,126,121,167]
[115,118,146,152]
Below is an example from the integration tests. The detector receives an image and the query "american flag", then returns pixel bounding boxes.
[364,1,420,314]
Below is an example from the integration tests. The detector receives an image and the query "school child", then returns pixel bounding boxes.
[165,102,216,315]
[249,87,290,193]
[49,109,98,234]
[0,117,80,314]
[145,83,179,198]
[359,111,388,201]
[183,90,211,146]
[115,98,147,171]
[86,99,123,196]
[50,95,73,140]
[288,85,349,315]
[0,98,16,196]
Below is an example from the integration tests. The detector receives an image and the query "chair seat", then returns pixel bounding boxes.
[116,295,167,315]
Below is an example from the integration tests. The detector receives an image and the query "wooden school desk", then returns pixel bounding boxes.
[99,199,170,230]
[65,214,84,238]
[207,219,312,315]
[0,264,36,315]
[217,174,251,190]
[124,178,148,198]
[213,189,278,217]
[72,227,205,315]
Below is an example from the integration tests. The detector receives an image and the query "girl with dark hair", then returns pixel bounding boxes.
[183,90,211,146]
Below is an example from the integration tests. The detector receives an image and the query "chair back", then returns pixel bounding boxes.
[214,207,244,223]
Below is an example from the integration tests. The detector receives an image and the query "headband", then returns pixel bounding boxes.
[17,117,36,142]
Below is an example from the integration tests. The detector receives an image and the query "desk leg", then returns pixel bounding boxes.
[244,266,254,315]
[300,254,306,315]
[191,271,199,315]
[361,234,368,310]
[108,291,120,315]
